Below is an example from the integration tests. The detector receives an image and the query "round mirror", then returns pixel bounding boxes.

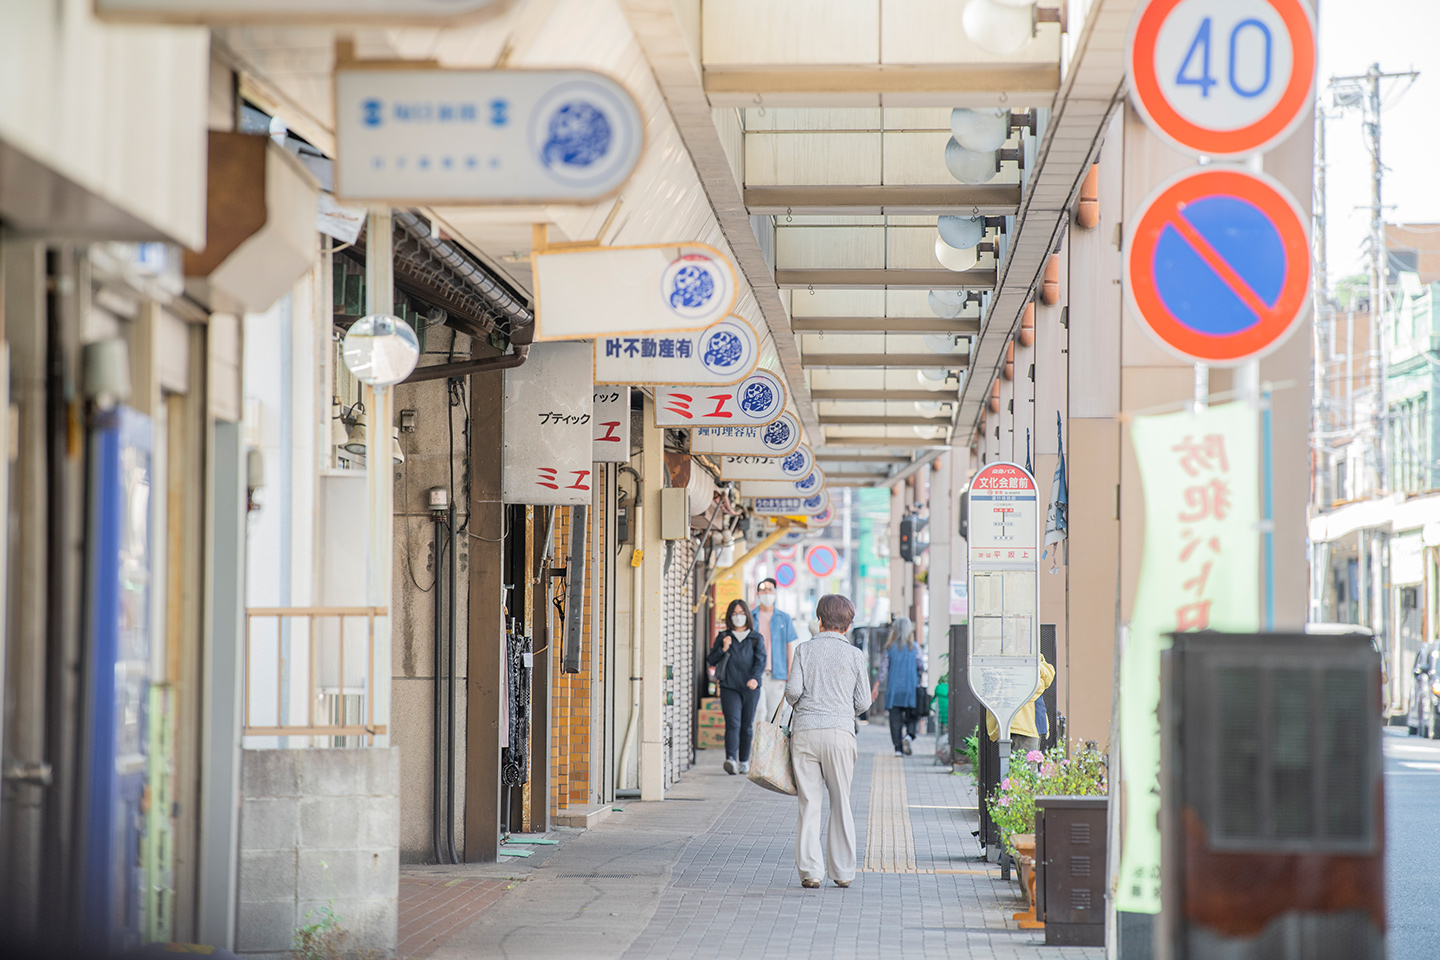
[342,314,420,386]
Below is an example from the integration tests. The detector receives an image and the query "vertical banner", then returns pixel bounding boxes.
[593,385,631,462]
[503,343,594,505]
[1116,401,1259,915]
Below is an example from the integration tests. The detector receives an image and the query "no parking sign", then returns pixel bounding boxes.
[1125,166,1310,364]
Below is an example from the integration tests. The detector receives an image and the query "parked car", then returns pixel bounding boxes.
[1407,641,1440,738]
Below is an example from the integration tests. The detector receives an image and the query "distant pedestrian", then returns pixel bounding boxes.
[707,599,766,775]
[786,594,872,889]
[872,617,925,757]
[754,577,798,722]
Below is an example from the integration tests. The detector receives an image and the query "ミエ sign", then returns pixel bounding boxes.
[1128,0,1316,157]
[336,68,642,205]
[535,243,737,342]
[502,343,593,506]
[1125,166,1310,365]
[653,370,786,428]
[966,462,1041,745]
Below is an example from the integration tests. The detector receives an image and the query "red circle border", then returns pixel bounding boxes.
[1129,0,1317,157]
[1125,166,1311,364]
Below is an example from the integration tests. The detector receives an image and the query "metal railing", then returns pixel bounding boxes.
[244,606,388,745]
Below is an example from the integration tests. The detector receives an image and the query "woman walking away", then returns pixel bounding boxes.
[707,599,766,775]
[785,595,872,889]
[873,617,923,757]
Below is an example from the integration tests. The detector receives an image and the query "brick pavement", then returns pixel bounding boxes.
[397,875,515,958]
[423,721,1105,959]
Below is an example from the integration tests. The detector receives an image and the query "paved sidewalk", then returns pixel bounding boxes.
[417,723,1104,959]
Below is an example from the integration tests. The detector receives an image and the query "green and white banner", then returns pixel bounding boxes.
[1115,401,1259,915]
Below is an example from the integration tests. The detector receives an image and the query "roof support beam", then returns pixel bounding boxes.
[802,353,968,369]
[816,454,912,463]
[776,268,996,290]
[792,316,980,335]
[745,184,1020,216]
[820,415,952,427]
[819,437,951,447]
[702,64,1061,108]
[812,389,960,402]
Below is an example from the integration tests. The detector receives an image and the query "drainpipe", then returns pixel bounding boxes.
[401,320,533,384]
[616,466,643,791]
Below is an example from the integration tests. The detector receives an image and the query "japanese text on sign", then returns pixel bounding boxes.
[503,342,593,506]
[592,385,630,462]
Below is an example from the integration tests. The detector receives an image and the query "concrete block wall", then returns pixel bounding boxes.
[237,748,400,959]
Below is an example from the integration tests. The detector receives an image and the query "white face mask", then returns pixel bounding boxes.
[730,615,747,628]
[757,592,775,608]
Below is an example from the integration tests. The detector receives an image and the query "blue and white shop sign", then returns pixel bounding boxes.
[534,243,737,342]
[719,444,815,482]
[751,490,831,518]
[737,467,827,499]
[653,369,786,428]
[98,0,503,23]
[335,68,642,205]
[592,385,631,463]
[502,343,594,507]
[593,316,759,386]
[689,412,803,458]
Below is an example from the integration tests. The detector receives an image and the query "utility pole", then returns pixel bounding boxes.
[1330,63,1420,498]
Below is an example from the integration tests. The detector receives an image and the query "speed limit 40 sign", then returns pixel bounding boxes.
[1128,0,1316,157]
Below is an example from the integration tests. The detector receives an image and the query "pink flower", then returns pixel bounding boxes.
[1001,777,1011,791]
[1025,750,1044,763]
[998,796,1011,807]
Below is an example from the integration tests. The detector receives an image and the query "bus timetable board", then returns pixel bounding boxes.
[966,462,1041,746]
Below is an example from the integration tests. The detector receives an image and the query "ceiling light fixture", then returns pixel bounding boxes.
[934,235,981,272]
[944,138,999,184]
[962,0,1035,57]
[937,215,985,250]
[951,107,1011,152]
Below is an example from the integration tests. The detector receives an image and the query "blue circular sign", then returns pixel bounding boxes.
[529,79,640,189]
[775,562,797,587]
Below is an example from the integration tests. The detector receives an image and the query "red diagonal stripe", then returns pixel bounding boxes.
[1167,209,1283,327]
[1169,212,1276,319]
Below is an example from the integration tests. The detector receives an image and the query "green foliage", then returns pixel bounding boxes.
[293,902,345,960]
[985,743,1108,855]
[961,725,981,791]
[1334,273,1370,311]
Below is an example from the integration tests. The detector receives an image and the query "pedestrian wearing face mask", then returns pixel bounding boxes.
[707,599,767,775]
[754,577,798,722]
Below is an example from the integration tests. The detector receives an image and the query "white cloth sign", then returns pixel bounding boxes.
[592,385,630,462]
[689,412,802,457]
[502,343,593,505]
[718,444,814,482]
[653,370,787,428]
[594,316,759,385]
[534,243,737,341]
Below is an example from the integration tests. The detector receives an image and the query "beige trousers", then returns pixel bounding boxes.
[792,726,858,883]
[761,677,787,723]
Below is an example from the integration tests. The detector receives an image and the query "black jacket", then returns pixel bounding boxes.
[707,629,766,691]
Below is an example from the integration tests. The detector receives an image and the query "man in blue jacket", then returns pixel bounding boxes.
[755,577,799,721]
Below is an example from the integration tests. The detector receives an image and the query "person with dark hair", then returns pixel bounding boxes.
[707,598,766,775]
[755,576,798,721]
[785,594,871,889]
[872,616,925,756]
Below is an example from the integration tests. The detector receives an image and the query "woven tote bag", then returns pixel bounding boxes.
[746,701,796,796]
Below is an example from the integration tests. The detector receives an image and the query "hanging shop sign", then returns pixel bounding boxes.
[534,243,737,342]
[751,490,831,518]
[737,467,826,500]
[808,504,835,528]
[653,369,786,428]
[334,67,642,207]
[1127,0,1316,157]
[593,316,759,385]
[1116,401,1258,916]
[806,544,840,578]
[718,444,815,483]
[592,385,631,462]
[502,342,594,506]
[966,462,1041,746]
[689,412,802,458]
[1124,166,1310,365]
[98,0,503,23]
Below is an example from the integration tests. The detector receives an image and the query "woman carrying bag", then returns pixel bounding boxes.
[707,599,767,775]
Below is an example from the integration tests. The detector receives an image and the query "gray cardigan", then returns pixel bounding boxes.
[784,632,872,733]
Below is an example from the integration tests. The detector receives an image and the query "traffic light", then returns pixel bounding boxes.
[898,514,929,562]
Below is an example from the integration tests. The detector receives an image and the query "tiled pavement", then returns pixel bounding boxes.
[397,876,516,958]
[414,722,1106,959]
